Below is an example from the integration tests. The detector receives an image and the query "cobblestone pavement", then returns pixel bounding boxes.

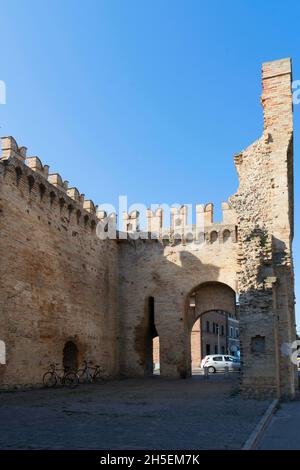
[0,374,270,450]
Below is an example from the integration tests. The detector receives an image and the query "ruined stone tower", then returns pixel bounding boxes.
[0,58,297,399]
[231,58,296,398]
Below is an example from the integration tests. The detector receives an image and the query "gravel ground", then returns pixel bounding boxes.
[0,374,270,450]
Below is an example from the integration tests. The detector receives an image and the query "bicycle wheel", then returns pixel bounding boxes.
[77,369,89,384]
[93,369,105,383]
[64,371,79,388]
[43,371,57,388]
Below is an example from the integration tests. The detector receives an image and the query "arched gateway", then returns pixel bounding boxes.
[186,282,237,374]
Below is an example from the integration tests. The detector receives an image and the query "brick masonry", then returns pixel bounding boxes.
[0,145,119,388]
[0,58,297,398]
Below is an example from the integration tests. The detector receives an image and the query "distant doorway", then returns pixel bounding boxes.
[146,297,160,375]
[152,336,160,375]
[63,341,78,372]
[191,318,201,371]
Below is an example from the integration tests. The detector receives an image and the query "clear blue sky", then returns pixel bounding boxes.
[0,0,299,328]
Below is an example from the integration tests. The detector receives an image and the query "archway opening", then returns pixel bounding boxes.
[191,310,238,374]
[146,297,160,376]
[63,341,79,372]
[187,282,240,376]
[152,336,160,375]
[0,340,6,365]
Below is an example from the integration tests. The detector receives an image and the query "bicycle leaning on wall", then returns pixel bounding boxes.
[77,360,106,384]
[43,363,79,388]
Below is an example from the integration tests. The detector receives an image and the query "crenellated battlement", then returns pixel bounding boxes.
[1,136,237,245]
[47,173,69,191]
[123,210,140,232]
[0,136,102,233]
[1,136,27,161]
[146,208,163,232]
[66,187,85,205]
[121,202,237,244]
[26,156,49,178]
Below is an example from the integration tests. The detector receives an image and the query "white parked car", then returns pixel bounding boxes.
[200,355,240,373]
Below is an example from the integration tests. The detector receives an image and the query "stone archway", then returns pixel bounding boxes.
[185,282,237,376]
[134,296,159,376]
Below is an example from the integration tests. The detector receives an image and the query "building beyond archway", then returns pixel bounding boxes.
[191,310,232,371]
